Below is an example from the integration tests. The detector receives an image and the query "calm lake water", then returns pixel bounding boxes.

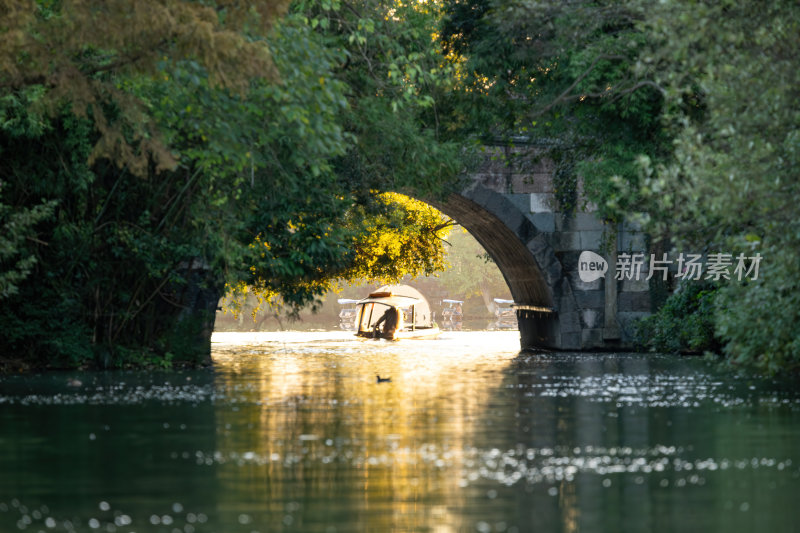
[0,331,798,532]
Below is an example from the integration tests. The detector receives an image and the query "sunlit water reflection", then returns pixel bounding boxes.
[1,331,799,532]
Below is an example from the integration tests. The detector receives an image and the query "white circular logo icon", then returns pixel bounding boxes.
[578,251,608,283]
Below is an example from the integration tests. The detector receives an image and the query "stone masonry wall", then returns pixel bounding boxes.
[468,145,652,349]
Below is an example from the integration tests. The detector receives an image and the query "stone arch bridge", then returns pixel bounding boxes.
[190,145,652,353]
[423,145,652,350]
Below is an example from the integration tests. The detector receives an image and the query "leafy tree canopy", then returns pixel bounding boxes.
[439,0,800,375]
[0,0,290,174]
[631,0,800,374]
[0,0,466,369]
[439,0,666,219]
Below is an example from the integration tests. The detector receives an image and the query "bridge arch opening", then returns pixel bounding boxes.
[426,193,554,311]
[213,188,565,348]
[423,190,561,348]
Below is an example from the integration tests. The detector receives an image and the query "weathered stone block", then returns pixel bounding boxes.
[516,218,538,243]
[581,308,604,329]
[506,193,531,215]
[526,233,551,258]
[551,231,581,252]
[618,291,651,312]
[511,172,554,194]
[463,185,490,207]
[484,191,507,217]
[531,212,555,233]
[557,250,582,273]
[574,289,605,309]
[559,311,582,333]
[567,270,601,291]
[503,194,530,215]
[575,213,606,231]
[580,230,604,250]
[539,252,565,288]
[554,213,573,231]
[473,172,507,193]
[553,272,574,295]
[555,212,606,232]
[530,193,556,213]
[525,235,563,289]
[581,328,605,348]
[560,332,581,350]
[499,209,526,238]
[622,278,650,292]
[533,172,555,192]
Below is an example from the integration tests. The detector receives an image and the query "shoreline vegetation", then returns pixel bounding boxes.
[1,0,798,376]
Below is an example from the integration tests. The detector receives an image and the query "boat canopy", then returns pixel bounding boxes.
[356,284,434,330]
[337,298,360,305]
[357,294,420,308]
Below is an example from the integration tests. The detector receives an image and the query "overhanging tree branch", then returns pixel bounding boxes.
[528,54,627,118]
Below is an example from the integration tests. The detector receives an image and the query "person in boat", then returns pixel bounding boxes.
[373,306,402,339]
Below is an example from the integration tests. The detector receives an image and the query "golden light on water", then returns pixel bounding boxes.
[210,331,522,531]
[1,333,799,531]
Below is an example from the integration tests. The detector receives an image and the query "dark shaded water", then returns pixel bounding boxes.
[0,331,798,532]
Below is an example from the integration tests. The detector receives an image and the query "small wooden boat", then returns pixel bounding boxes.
[355,285,440,340]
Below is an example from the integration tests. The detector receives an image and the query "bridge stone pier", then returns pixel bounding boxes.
[428,146,652,351]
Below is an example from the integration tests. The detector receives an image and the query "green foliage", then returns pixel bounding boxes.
[344,193,454,283]
[0,91,57,302]
[298,0,465,196]
[441,0,800,375]
[0,2,469,369]
[631,0,800,247]
[213,2,467,317]
[631,0,800,374]
[225,192,456,319]
[0,105,99,367]
[714,242,800,375]
[634,281,720,355]
[0,0,289,174]
[0,188,56,300]
[439,0,666,221]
